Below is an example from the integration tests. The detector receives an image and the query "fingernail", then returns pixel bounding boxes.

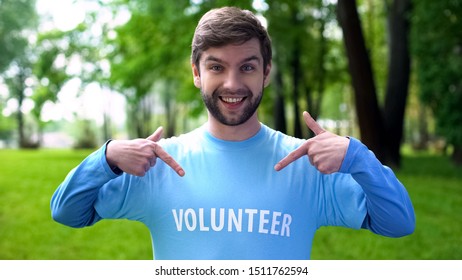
[274,164,281,171]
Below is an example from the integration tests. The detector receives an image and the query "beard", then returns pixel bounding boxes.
[201,86,263,126]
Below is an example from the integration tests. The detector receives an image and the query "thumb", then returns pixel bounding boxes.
[146,127,164,142]
[303,111,325,136]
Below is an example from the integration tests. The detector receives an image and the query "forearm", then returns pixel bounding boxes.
[50,143,119,228]
[340,138,415,237]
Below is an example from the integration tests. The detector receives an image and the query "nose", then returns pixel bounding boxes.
[223,70,243,92]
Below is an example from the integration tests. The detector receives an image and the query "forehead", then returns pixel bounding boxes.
[200,38,262,64]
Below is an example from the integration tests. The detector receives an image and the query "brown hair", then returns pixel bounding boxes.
[191,7,272,71]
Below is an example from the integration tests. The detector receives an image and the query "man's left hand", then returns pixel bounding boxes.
[274,111,350,174]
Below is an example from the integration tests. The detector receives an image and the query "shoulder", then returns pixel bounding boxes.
[158,126,205,154]
[261,124,305,151]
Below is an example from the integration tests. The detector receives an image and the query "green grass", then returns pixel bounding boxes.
[311,152,462,259]
[0,149,151,260]
[1,148,461,259]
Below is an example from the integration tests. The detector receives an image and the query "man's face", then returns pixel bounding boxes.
[192,38,271,126]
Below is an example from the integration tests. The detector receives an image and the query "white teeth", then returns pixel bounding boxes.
[222,97,244,103]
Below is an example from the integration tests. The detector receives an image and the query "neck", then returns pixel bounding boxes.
[206,113,261,141]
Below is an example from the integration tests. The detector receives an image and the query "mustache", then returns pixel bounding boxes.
[212,87,252,97]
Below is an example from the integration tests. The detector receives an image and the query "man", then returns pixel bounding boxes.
[51,7,415,260]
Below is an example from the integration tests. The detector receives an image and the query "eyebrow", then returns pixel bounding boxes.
[204,55,261,65]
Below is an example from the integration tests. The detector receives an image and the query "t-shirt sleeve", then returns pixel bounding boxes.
[94,173,150,222]
[316,172,367,230]
[50,142,119,227]
[338,137,415,237]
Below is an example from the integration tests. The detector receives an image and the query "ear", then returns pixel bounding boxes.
[192,63,201,88]
[263,63,272,88]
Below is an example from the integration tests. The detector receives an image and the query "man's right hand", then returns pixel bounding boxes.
[106,127,185,177]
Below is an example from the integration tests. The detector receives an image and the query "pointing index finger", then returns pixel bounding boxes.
[274,144,307,171]
[303,111,325,136]
[153,144,185,177]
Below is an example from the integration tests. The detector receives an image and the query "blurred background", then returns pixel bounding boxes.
[0,0,461,259]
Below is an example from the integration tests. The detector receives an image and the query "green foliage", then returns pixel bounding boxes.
[411,0,462,148]
[108,0,201,136]
[0,90,14,142]
[0,0,460,161]
[0,0,38,72]
[261,0,347,136]
[0,114,15,143]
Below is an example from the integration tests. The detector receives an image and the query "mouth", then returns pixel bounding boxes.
[219,96,246,104]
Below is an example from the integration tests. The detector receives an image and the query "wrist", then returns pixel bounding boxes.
[105,140,123,175]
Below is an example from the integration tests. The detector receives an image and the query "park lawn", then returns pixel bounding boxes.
[0,149,151,260]
[1,148,461,259]
[311,152,462,259]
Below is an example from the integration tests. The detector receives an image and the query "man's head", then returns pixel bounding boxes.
[191,7,272,72]
[191,7,272,129]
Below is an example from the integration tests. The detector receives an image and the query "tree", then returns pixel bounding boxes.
[0,0,38,147]
[31,30,72,144]
[0,0,37,72]
[383,0,412,167]
[3,61,37,147]
[337,0,386,162]
[0,89,15,145]
[109,0,199,138]
[411,0,462,165]
[32,8,127,145]
[337,0,412,167]
[265,0,337,138]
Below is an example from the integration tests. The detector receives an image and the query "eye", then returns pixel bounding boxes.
[209,65,223,72]
[241,64,255,72]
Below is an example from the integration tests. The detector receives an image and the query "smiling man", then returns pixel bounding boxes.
[194,39,268,140]
[51,7,415,260]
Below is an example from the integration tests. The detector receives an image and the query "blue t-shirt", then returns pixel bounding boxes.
[51,124,415,259]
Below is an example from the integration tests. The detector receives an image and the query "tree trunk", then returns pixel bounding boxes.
[15,70,26,148]
[289,4,303,139]
[102,112,112,141]
[313,0,327,119]
[383,0,412,168]
[337,0,386,162]
[273,64,287,134]
[413,102,429,150]
[164,83,176,138]
[291,39,302,139]
[452,145,462,166]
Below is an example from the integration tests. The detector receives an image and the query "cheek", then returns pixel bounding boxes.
[199,75,221,92]
[249,77,267,93]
